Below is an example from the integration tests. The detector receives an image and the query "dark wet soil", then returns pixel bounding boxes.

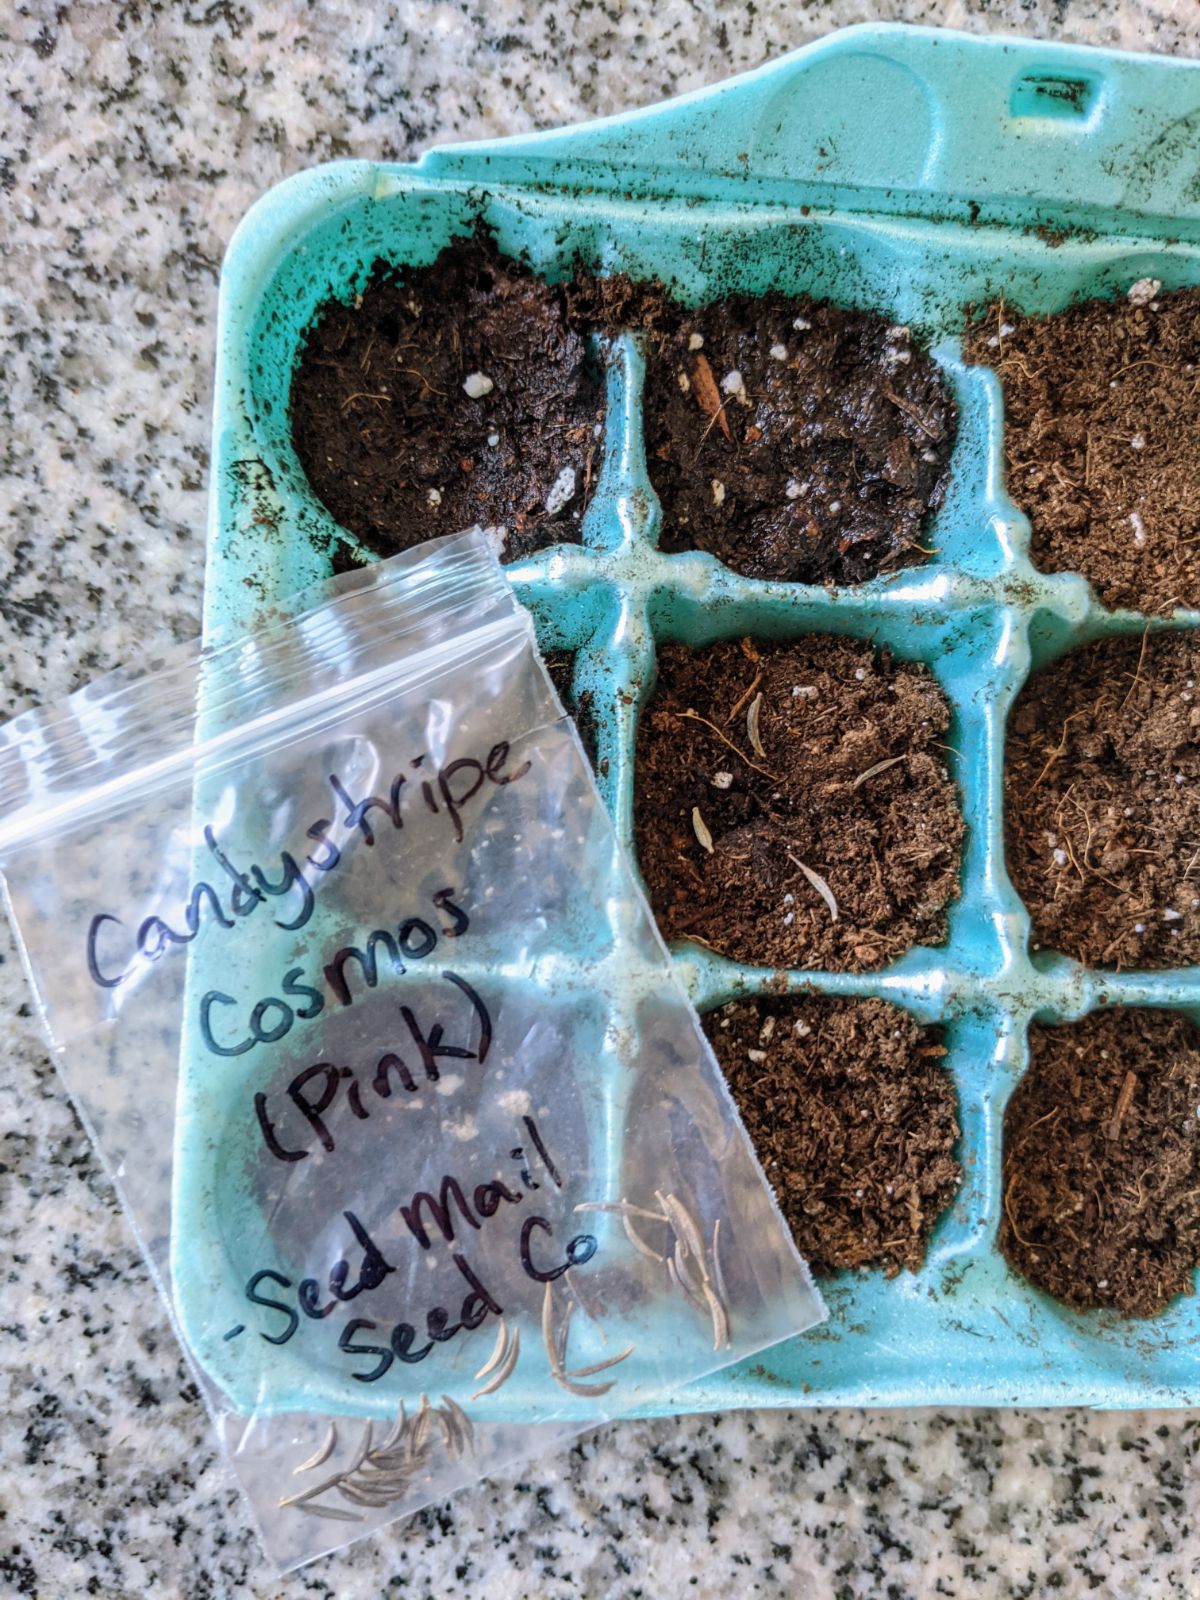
[1006,629,1200,969]
[641,294,956,584]
[965,286,1200,614]
[634,634,963,971]
[705,995,962,1276]
[290,234,603,563]
[1002,1008,1200,1317]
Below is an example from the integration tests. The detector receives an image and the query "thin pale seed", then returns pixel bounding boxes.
[662,1191,708,1272]
[293,1421,337,1476]
[575,1200,670,1224]
[339,1479,411,1509]
[474,1316,509,1381]
[702,1279,730,1352]
[692,807,714,853]
[565,1345,635,1379]
[471,1325,520,1399]
[712,1219,729,1311]
[375,1400,407,1457]
[668,1243,706,1308]
[409,1394,431,1455]
[747,692,766,757]
[788,854,839,922]
[851,754,906,790]
[556,1298,575,1371]
[541,1279,558,1370]
[622,1207,665,1262]
[435,1408,458,1456]
[441,1395,475,1455]
[295,1501,365,1523]
[552,1369,618,1398]
[564,1265,609,1343]
[674,1239,705,1298]
[277,1422,374,1509]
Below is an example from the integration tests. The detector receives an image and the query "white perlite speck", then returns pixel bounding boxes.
[545,466,576,515]
[463,371,494,398]
[785,478,803,499]
[1164,909,1183,921]
[688,332,704,351]
[711,479,726,506]
[677,371,691,393]
[1130,511,1146,547]
[480,525,508,561]
[712,771,734,789]
[721,369,746,402]
[793,317,811,331]
[1128,277,1162,306]
[487,431,500,447]
[769,342,788,362]
[426,487,442,508]
[1130,433,1145,451]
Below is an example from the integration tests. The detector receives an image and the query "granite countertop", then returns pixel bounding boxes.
[4,3,1200,1596]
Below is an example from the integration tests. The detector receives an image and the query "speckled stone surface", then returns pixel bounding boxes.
[4,3,1200,1596]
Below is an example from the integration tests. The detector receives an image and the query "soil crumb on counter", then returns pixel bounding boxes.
[965,286,1200,614]
[1006,629,1200,969]
[290,234,603,563]
[634,634,963,971]
[641,295,956,584]
[1002,1009,1200,1317]
[705,996,962,1276]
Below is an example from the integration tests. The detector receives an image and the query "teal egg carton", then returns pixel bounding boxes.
[194,24,1200,1411]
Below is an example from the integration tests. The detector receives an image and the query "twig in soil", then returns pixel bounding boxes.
[339,391,390,411]
[726,669,763,726]
[670,708,780,780]
[1031,711,1087,790]
[786,853,839,922]
[692,353,732,442]
[1002,1170,1036,1250]
[881,386,941,440]
[1106,1071,1138,1141]
[1117,627,1152,714]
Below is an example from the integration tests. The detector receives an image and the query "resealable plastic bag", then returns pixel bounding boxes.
[0,529,823,1571]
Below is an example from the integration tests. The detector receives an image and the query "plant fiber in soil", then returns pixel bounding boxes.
[965,288,1200,614]
[705,996,962,1276]
[1001,1008,1200,1317]
[635,634,963,971]
[1006,629,1200,969]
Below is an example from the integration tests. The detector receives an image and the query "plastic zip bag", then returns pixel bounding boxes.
[0,529,823,1571]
